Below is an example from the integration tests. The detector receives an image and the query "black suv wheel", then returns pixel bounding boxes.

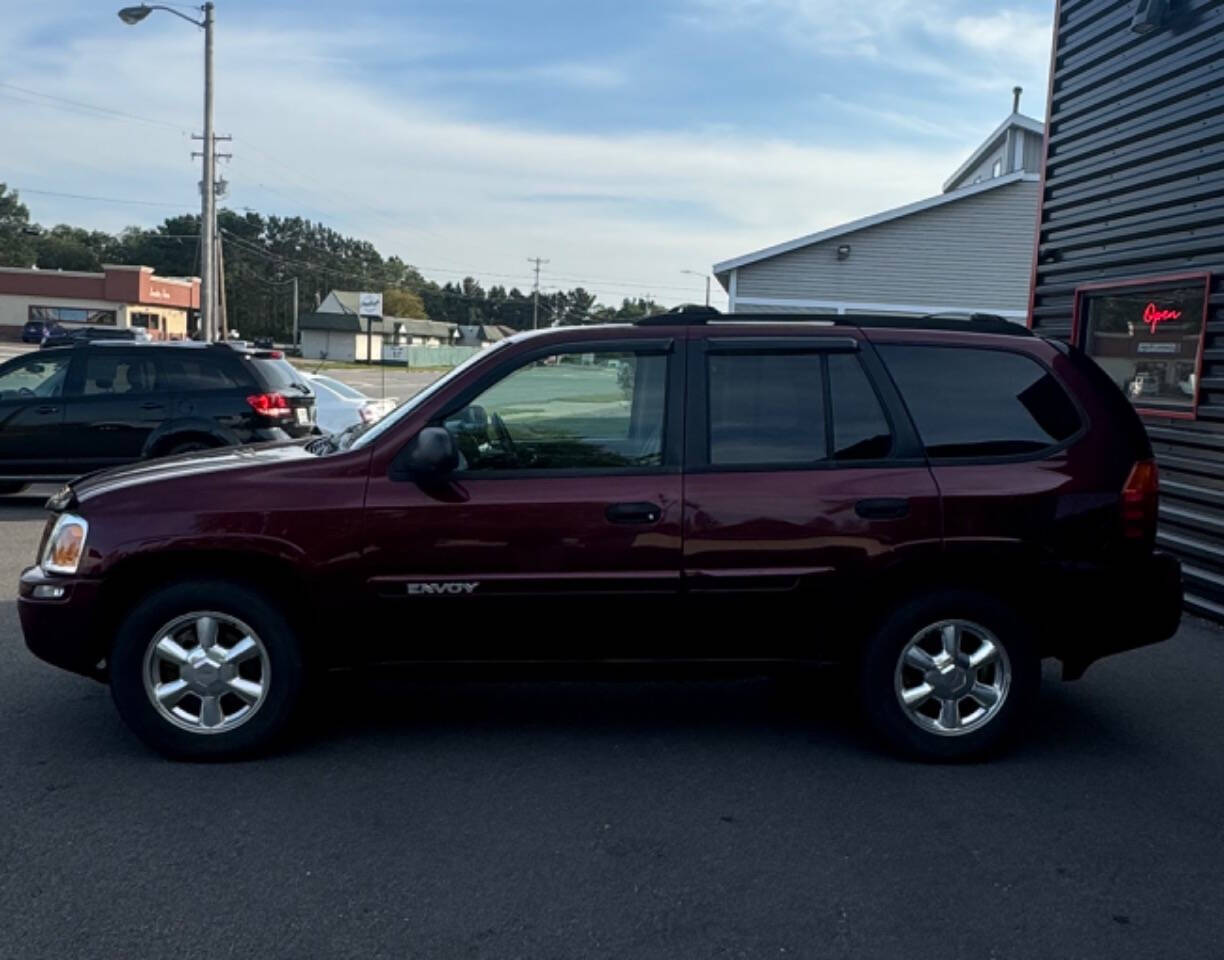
[859,590,1039,762]
[109,580,304,760]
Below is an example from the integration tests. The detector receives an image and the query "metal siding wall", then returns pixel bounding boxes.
[735,181,1039,312]
[1030,0,1224,619]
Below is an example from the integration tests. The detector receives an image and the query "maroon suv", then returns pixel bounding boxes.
[18,312,1182,760]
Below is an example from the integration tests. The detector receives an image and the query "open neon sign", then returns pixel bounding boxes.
[1143,302,1183,332]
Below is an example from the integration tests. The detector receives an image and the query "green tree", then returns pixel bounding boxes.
[383,287,426,318]
[35,225,115,272]
[0,184,37,268]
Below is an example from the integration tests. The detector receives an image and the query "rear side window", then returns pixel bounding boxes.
[81,352,160,396]
[878,345,1081,459]
[162,355,245,392]
[251,358,311,394]
[707,353,826,465]
[828,353,893,460]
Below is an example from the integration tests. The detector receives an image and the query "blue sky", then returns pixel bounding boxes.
[0,0,1054,306]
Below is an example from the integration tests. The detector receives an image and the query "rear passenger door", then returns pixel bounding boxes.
[681,331,943,658]
[161,352,256,437]
[61,350,168,469]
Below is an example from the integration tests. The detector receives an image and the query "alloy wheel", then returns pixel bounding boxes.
[142,611,271,735]
[893,619,1011,737]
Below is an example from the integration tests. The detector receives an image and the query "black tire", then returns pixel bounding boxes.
[858,589,1040,763]
[164,439,216,456]
[109,580,304,761]
[0,482,28,495]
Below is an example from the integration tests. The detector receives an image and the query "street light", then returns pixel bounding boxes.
[117,3,217,342]
[681,269,712,308]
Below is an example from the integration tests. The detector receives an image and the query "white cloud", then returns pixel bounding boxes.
[952,10,1053,69]
[2,14,976,306]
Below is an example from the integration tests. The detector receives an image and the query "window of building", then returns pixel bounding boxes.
[991,158,1003,178]
[444,350,667,471]
[28,306,117,326]
[1076,276,1209,416]
[130,312,161,330]
[877,345,1081,459]
[80,353,160,396]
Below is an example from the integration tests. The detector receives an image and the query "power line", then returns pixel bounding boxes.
[11,186,192,210]
[0,82,190,132]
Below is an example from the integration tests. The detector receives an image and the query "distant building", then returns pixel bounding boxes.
[713,108,1045,322]
[299,290,461,361]
[0,264,199,340]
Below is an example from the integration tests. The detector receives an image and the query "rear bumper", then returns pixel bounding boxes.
[1055,551,1182,680]
[18,566,107,681]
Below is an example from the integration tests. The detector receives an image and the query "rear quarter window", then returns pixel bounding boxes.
[877,344,1081,459]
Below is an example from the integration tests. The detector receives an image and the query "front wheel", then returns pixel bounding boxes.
[859,590,1039,762]
[110,580,304,760]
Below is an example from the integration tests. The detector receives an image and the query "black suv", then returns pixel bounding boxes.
[0,342,316,493]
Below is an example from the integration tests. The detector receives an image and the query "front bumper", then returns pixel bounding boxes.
[18,566,107,681]
[1056,551,1182,680]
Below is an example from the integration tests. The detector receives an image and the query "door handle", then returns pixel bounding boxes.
[35,405,59,415]
[855,498,910,520]
[605,502,662,525]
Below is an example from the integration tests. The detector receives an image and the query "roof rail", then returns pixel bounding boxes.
[635,304,722,326]
[634,309,1031,336]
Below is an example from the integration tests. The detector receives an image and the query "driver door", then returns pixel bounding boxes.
[362,337,685,662]
[0,352,71,478]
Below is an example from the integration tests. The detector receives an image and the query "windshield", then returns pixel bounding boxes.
[347,340,512,451]
[314,375,365,400]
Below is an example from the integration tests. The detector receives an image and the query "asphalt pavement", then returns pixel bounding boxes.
[1,497,1223,959]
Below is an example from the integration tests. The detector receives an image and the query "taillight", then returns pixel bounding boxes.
[246,392,291,418]
[1122,459,1159,541]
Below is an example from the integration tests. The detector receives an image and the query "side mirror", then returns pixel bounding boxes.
[391,426,459,481]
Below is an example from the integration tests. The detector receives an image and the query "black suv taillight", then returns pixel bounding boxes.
[1122,459,1159,543]
[246,392,292,418]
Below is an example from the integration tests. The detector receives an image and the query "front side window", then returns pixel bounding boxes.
[0,355,70,400]
[444,350,666,471]
[878,345,1081,459]
[1078,279,1207,415]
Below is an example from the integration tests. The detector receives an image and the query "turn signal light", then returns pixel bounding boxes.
[1122,459,1159,542]
[246,392,292,418]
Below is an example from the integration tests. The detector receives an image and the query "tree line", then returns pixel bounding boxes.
[0,184,665,339]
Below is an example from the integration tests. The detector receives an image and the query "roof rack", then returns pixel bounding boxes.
[634,309,1031,337]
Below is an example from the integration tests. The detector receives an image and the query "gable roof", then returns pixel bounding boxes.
[712,171,1039,281]
[942,112,1045,193]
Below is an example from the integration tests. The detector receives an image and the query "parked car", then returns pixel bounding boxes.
[307,373,396,434]
[18,312,1181,761]
[22,319,46,343]
[41,325,150,349]
[0,341,316,494]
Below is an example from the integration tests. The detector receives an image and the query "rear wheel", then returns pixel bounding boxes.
[859,590,1039,762]
[163,438,217,456]
[110,580,304,760]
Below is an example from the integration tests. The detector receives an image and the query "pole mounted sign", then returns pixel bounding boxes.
[359,292,384,317]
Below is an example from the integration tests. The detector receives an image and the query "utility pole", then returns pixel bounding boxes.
[291,276,299,347]
[199,3,215,340]
[527,256,549,329]
[215,232,227,339]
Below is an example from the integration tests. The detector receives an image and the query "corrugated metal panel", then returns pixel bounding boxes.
[736,180,1039,310]
[1030,0,1224,618]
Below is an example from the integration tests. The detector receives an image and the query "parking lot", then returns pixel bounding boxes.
[0,494,1223,958]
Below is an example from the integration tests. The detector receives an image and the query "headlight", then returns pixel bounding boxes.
[42,513,89,575]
